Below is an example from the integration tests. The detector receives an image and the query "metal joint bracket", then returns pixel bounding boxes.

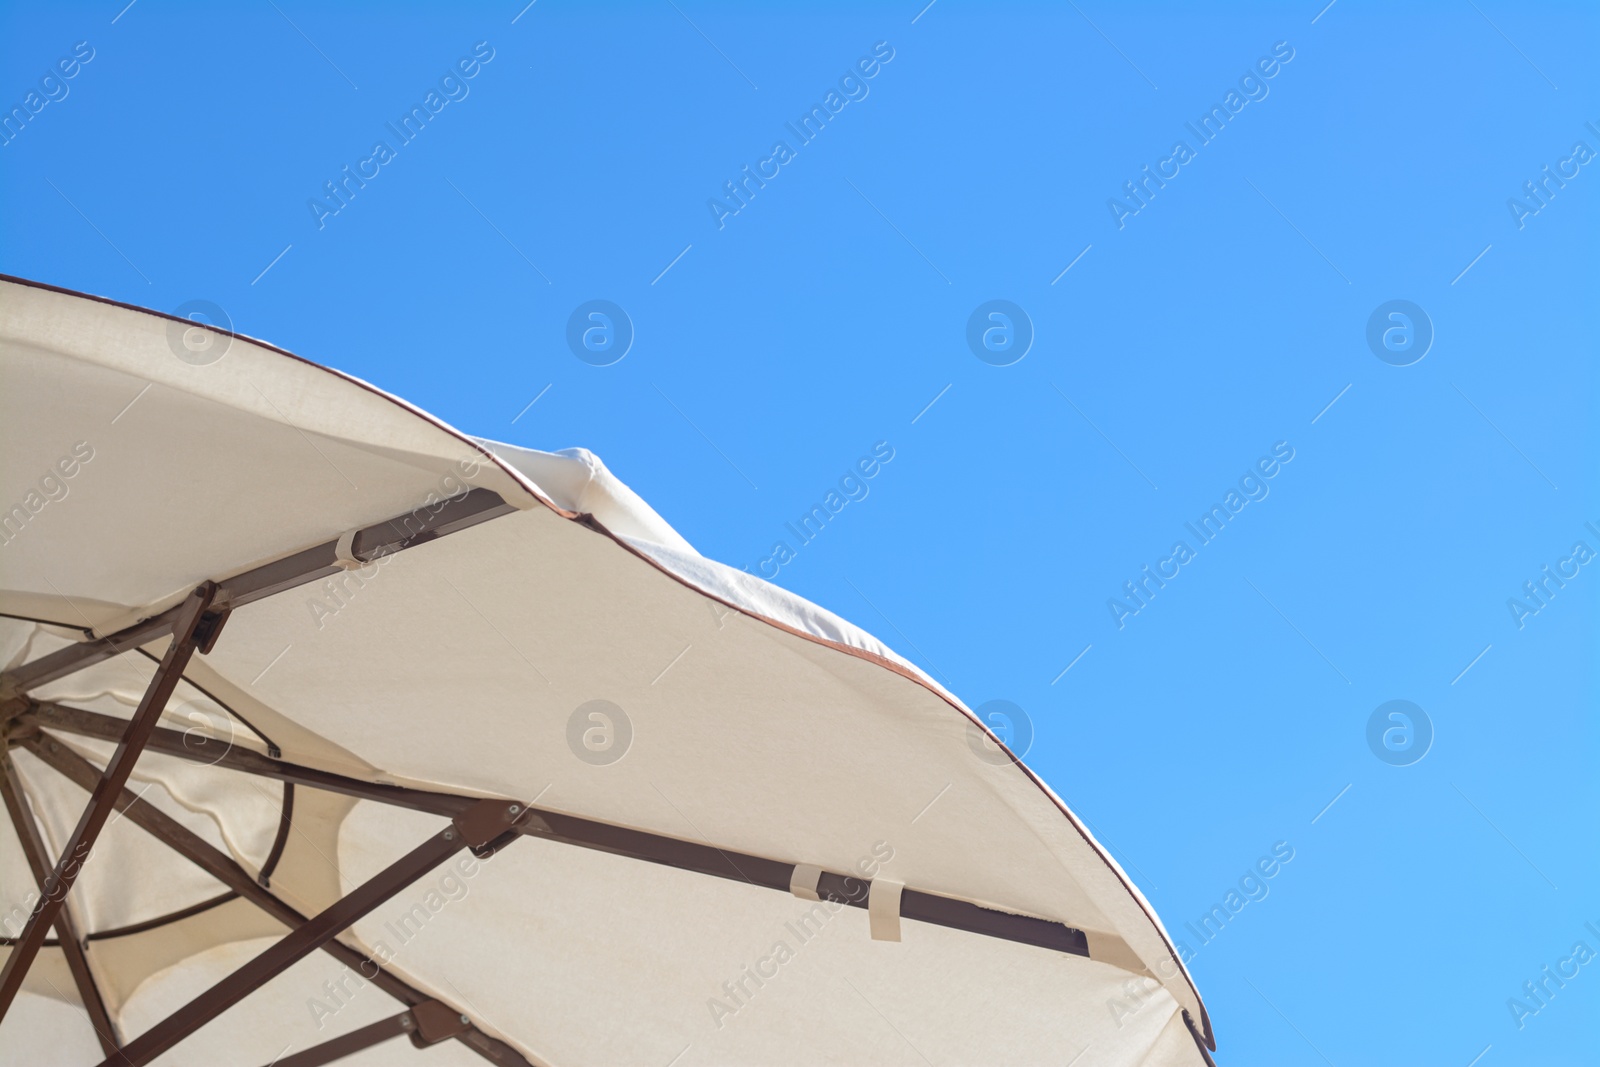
[452,799,528,852]
[193,607,231,655]
[0,697,32,734]
[410,1000,472,1047]
[517,810,553,836]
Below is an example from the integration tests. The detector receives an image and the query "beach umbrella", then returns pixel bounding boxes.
[0,275,1214,1066]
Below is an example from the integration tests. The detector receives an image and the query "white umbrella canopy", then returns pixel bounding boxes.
[0,275,1214,1066]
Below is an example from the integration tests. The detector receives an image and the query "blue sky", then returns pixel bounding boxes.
[3,1,1596,1063]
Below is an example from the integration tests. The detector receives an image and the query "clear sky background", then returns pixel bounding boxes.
[2,1,1596,1064]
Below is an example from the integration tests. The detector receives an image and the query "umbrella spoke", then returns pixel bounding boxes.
[26,701,471,819]
[0,582,221,1024]
[250,1000,472,1067]
[248,999,473,1067]
[0,752,122,1057]
[0,487,516,698]
[20,736,539,1067]
[97,796,521,1067]
[26,701,1091,960]
[253,1011,413,1067]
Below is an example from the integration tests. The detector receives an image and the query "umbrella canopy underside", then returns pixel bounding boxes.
[0,276,1211,1066]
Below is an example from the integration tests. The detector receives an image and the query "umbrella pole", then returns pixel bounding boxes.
[0,582,223,1023]
[24,736,539,1067]
[0,752,122,1057]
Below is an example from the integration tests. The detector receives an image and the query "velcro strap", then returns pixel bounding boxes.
[334,529,362,569]
[868,879,904,942]
[789,863,822,901]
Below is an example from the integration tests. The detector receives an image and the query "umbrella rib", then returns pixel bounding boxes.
[0,752,123,1057]
[131,645,279,755]
[256,781,295,888]
[19,737,543,1067]
[25,700,1091,959]
[102,819,473,1066]
[0,487,516,698]
[248,1000,475,1066]
[523,807,1092,957]
[85,890,239,942]
[649,781,763,889]
[0,582,220,1024]
[247,1011,412,1067]
[27,701,471,818]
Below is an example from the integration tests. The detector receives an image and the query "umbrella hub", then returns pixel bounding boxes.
[0,697,39,745]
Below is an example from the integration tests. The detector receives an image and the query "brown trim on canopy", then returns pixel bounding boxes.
[0,486,1185,1055]
[0,272,1213,1054]
[583,511,1216,1049]
[0,272,571,522]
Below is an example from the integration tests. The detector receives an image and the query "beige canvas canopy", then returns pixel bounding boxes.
[0,275,1214,1066]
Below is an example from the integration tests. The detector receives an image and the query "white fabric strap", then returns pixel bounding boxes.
[868,878,903,942]
[788,863,822,901]
[334,529,363,570]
